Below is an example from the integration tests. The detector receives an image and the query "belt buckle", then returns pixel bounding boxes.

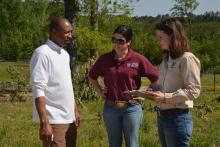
[128,100,137,104]
[115,101,128,109]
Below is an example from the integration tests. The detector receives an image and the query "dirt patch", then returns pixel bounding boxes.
[0,91,32,102]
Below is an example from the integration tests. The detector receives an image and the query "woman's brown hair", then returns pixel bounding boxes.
[155,18,191,59]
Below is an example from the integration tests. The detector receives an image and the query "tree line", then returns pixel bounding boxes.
[1,0,220,72]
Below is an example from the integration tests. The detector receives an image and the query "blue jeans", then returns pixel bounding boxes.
[103,102,143,147]
[157,112,193,147]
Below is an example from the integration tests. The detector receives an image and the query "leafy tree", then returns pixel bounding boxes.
[79,0,139,31]
[76,26,111,61]
[0,0,49,60]
[170,0,199,41]
[64,0,78,25]
[1,0,220,73]
[170,0,199,18]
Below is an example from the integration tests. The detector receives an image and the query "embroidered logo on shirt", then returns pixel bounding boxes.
[168,62,176,68]
[127,62,139,68]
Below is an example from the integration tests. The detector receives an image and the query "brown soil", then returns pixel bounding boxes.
[0,91,32,102]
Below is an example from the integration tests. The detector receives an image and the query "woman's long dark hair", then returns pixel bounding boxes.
[155,18,191,59]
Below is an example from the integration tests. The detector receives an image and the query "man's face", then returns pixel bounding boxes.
[53,20,73,47]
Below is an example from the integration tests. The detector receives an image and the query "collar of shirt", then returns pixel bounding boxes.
[46,39,63,52]
[111,48,133,63]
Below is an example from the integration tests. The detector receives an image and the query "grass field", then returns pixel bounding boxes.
[0,95,220,147]
[0,61,220,147]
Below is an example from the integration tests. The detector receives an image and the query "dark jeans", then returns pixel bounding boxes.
[157,112,193,147]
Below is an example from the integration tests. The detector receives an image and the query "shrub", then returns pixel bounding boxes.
[72,57,101,104]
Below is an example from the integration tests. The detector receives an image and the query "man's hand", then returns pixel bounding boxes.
[75,110,80,127]
[35,97,53,145]
[40,123,53,144]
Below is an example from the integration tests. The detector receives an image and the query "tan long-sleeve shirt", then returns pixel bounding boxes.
[158,52,201,110]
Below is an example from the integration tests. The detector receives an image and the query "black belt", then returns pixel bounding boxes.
[155,107,189,117]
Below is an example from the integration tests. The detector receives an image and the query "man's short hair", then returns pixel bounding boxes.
[49,17,68,33]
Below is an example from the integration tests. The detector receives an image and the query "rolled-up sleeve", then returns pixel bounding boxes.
[30,53,49,99]
[165,55,201,104]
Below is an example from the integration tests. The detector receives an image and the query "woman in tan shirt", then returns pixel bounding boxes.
[130,18,201,147]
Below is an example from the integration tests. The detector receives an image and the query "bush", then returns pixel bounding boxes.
[72,57,101,103]
[6,66,29,101]
[76,27,111,62]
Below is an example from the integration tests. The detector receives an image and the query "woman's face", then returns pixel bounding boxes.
[156,30,170,50]
[112,33,130,56]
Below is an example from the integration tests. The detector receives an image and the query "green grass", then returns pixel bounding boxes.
[0,94,220,147]
[0,102,39,147]
[201,74,220,92]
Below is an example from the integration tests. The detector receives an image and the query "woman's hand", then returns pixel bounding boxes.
[126,90,146,98]
[146,91,165,103]
[99,87,108,97]
[148,80,159,91]
[88,77,107,98]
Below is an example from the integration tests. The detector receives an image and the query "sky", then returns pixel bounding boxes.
[132,0,220,16]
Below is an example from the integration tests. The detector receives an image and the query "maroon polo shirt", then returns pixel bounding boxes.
[89,49,159,101]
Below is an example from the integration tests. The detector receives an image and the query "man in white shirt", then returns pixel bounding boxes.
[30,17,80,147]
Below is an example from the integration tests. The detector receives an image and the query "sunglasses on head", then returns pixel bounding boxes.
[161,18,176,26]
[112,37,126,45]
[159,18,176,34]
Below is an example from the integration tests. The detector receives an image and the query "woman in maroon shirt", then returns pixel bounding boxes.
[89,25,158,147]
